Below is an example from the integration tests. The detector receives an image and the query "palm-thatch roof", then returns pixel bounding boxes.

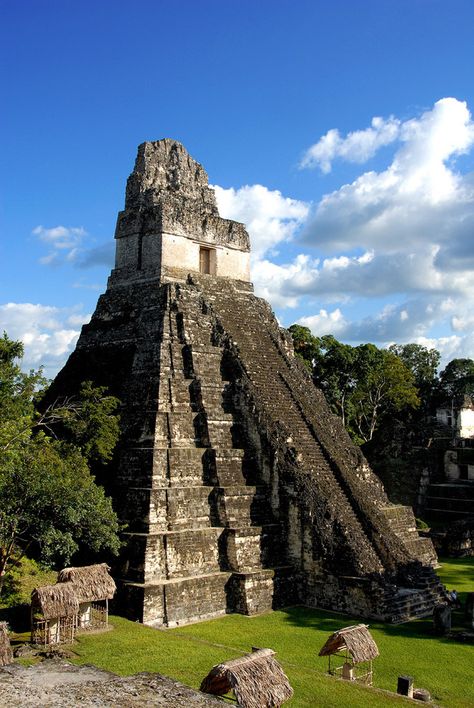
[0,622,12,666]
[200,648,293,708]
[318,624,379,663]
[57,563,116,602]
[31,583,79,620]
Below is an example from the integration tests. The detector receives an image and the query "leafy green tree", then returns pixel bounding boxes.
[312,335,358,428]
[349,345,420,443]
[437,358,474,401]
[287,324,320,371]
[50,380,121,465]
[288,328,420,444]
[0,333,121,597]
[0,334,46,452]
[388,343,440,407]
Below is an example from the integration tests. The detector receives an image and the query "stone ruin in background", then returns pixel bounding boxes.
[48,139,446,627]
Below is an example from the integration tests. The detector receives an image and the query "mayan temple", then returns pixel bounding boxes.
[49,139,445,627]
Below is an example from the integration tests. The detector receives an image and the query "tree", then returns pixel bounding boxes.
[288,329,420,444]
[349,345,420,443]
[312,335,358,428]
[50,380,121,465]
[0,333,121,597]
[437,358,474,401]
[287,324,320,372]
[388,343,440,407]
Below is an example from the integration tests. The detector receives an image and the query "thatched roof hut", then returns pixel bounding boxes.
[200,648,293,708]
[0,622,12,666]
[31,583,79,620]
[319,624,379,663]
[57,563,116,602]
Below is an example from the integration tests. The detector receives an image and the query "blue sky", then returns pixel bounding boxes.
[2,0,474,376]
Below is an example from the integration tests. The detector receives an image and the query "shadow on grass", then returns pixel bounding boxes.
[278,604,473,647]
[437,556,474,591]
[277,555,474,646]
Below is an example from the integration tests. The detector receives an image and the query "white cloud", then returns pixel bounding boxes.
[413,335,471,368]
[0,303,91,378]
[214,184,309,258]
[251,254,319,308]
[302,98,474,253]
[248,98,473,364]
[297,308,347,336]
[301,115,401,173]
[33,225,88,266]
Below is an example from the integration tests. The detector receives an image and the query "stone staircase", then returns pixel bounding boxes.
[382,580,446,624]
[199,281,385,576]
[380,505,439,567]
[184,275,443,619]
[175,285,293,617]
[118,282,294,626]
[112,276,444,624]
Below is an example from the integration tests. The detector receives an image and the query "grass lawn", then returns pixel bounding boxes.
[67,556,474,708]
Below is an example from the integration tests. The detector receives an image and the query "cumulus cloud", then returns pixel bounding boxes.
[294,297,468,367]
[297,308,347,336]
[254,98,472,365]
[214,184,309,258]
[301,116,401,173]
[302,98,474,253]
[0,303,91,378]
[413,335,472,368]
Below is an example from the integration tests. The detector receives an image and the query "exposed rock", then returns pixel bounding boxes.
[413,687,431,702]
[0,660,222,707]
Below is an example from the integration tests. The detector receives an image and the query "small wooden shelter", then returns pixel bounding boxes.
[31,583,79,645]
[319,624,379,685]
[200,648,294,708]
[0,622,13,666]
[57,563,116,629]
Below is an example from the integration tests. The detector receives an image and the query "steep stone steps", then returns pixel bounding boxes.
[194,283,445,618]
[210,295,382,569]
[168,280,441,622]
[172,288,294,615]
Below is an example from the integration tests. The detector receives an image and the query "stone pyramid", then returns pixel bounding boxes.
[49,139,444,627]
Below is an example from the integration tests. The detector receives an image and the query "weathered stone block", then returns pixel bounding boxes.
[165,528,223,578]
[167,448,208,486]
[166,487,214,529]
[228,570,275,615]
[148,572,231,627]
[225,528,262,572]
[214,449,246,485]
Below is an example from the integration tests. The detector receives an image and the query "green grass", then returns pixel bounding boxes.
[66,557,474,708]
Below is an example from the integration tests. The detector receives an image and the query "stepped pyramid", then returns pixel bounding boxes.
[49,139,445,626]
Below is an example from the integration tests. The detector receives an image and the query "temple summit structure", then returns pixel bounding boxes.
[48,139,444,626]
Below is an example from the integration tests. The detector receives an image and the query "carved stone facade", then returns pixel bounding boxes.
[49,140,444,626]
